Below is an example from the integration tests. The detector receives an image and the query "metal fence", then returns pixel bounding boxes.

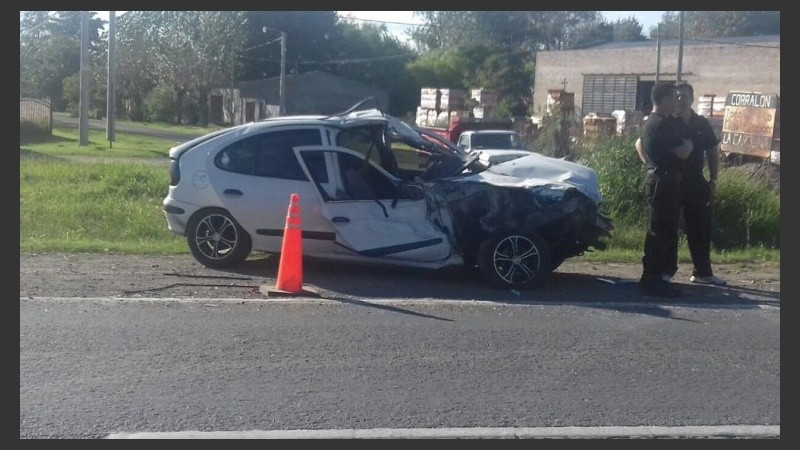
[20,97,52,135]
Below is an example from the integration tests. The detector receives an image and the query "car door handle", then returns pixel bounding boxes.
[331,216,350,224]
[223,189,243,197]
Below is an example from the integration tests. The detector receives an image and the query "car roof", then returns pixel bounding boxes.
[169,108,390,159]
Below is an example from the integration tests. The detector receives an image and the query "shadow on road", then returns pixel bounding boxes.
[213,254,778,314]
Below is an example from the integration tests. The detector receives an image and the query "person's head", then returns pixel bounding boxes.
[650,82,679,116]
[675,82,694,113]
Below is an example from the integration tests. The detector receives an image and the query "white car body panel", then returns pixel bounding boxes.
[294,146,453,262]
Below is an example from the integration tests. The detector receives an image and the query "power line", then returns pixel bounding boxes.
[240,37,283,53]
[337,16,427,28]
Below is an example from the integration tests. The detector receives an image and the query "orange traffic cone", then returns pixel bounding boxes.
[275,193,303,293]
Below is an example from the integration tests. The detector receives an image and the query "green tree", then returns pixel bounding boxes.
[612,16,647,42]
[19,11,105,109]
[408,11,606,115]
[330,20,417,116]
[650,11,780,39]
[515,11,605,51]
[410,11,482,51]
[472,49,534,116]
[188,11,248,126]
[114,11,159,120]
[115,11,247,124]
[406,43,533,117]
[406,47,470,91]
[240,11,340,81]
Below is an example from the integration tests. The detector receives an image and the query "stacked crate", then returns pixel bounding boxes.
[415,88,468,127]
[471,88,498,119]
[582,113,616,137]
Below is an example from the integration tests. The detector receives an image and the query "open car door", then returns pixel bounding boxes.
[294,146,453,262]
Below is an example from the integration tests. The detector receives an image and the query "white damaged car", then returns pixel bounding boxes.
[163,99,612,289]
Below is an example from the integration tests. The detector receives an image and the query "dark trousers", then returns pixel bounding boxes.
[661,174,714,278]
[678,175,714,277]
[641,171,681,284]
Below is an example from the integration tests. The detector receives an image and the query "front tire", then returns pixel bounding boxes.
[478,231,550,290]
[186,208,252,268]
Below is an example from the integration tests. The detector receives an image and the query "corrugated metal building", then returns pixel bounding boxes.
[209,70,389,125]
[532,35,780,117]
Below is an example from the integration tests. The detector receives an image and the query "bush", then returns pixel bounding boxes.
[712,168,780,249]
[576,132,779,249]
[579,132,646,227]
[532,113,582,159]
[145,85,177,123]
[181,95,201,125]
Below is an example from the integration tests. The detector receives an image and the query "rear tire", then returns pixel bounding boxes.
[478,231,550,290]
[186,208,251,268]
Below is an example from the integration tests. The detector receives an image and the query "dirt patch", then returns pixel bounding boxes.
[19,252,779,304]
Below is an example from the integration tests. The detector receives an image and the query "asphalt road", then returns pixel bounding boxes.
[21,113,783,438]
[20,296,779,439]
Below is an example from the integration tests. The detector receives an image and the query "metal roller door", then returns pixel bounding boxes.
[582,75,637,115]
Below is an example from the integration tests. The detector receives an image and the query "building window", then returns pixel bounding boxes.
[582,75,638,115]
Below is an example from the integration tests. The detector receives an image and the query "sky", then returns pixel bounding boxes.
[95,11,666,40]
[337,11,667,40]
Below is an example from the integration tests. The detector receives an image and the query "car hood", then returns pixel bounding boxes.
[452,152,603,205]
[474,149,532,162]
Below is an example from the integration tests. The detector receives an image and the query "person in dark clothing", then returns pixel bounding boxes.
[674,82,726,286]
[637,82,694,297]
[635,84,727,286]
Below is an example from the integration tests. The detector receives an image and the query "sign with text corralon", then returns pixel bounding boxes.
[721,92,779,159]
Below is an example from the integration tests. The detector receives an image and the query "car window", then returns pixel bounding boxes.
[338,152,396,200]
[301,151,328,184]
[215,129,322,180]
[336,126,383,166]
[458,134,469,149]
[509,133,527,150]
[471,133,515,149]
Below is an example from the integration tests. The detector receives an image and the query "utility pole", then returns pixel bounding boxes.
[655,24,661,85]
[677,11,685,82]
[79,11,90,146]
[106,11,116,147]
[279,30,286,116]
[263,26,286,116]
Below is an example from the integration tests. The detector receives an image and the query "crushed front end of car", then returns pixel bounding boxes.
[425,152,613,272]
[359,107,612,288]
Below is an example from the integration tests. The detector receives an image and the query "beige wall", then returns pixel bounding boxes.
[533,38,780,116]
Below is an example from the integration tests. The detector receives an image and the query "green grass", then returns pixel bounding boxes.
[52,112,224,136]
[20,126,181,159]
[18,123,780,265]
[582,225,779,265]
[20,158,186,254]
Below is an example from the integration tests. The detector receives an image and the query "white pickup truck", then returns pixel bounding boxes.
[455,129,532,166]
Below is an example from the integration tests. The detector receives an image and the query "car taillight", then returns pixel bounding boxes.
[169,158,180,186]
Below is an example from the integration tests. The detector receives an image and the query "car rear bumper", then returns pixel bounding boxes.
[162,197,197,236]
